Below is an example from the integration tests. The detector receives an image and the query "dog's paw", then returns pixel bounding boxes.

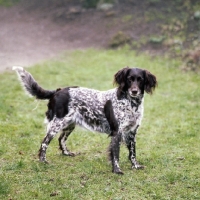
[132,164,145,170]
[39,159,49,164]
[112,168,124,175]
[62,151,80,157]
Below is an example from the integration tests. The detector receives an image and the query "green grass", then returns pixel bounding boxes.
[0,0,20,6]
[0,48,199,199]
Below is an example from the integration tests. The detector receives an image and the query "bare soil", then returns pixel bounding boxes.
[0,0,161,73]
[0,0,199,73]
[0,2,123,72]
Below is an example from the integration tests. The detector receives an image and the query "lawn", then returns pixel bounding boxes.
[0,0,20,6]
[0,48,199,199]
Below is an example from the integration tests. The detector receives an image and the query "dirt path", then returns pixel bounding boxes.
[0,1,169,74]
[0,6,60,72]
[0,4,113,73]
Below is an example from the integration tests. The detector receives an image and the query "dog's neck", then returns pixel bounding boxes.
[126,92,144,108]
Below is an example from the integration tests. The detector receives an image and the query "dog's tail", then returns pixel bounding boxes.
[12,66,56,100]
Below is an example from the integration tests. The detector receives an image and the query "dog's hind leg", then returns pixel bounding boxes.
[58,123,76,156]
[38,117,72,162]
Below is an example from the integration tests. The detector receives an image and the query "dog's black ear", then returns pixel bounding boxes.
[114,67,130,99]
[144,70,157,94]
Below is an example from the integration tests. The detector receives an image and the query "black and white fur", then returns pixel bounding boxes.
[13,66,157,174]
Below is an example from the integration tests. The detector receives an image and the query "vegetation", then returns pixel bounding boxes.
[0,49,199,199]
[0,0,20,6]
[83,0,116,8]
[83,0,100,8]
[109,32,131,48]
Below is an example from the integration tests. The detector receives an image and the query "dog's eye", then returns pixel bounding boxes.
[127,78,132,83]
[137,77,142,82]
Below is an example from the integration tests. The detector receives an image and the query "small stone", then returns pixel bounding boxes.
[176,157,185,160]
[97,3,114,11]
[68,7,82,15]
[194,11,200,20]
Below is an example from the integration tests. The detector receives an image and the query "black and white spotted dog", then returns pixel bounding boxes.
[13,66,157,174]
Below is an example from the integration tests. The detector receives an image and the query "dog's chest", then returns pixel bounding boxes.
[114,100,143,133]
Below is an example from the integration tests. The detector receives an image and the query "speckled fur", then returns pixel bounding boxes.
[13,66,157,174]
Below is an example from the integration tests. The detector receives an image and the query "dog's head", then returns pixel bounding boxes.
[114,67,157,99]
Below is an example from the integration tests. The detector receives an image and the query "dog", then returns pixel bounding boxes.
[13,66,157,174]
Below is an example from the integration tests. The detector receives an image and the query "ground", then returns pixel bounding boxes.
[0,1,131,72]
[0,0,200,73]
[0,4,103,72]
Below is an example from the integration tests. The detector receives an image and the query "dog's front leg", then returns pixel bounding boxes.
[126,133,144,169]
[109,132,123,174]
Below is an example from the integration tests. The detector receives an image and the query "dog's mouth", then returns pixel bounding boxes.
[130,94,140,99]
[128,90,140,98]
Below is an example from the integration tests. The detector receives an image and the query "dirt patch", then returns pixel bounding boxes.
[0,5,101,72]
[0,0,160,72]
[1,0,199,73]
[0,1,129,72]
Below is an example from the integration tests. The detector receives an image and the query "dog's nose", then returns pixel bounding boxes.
[131,89,138,95]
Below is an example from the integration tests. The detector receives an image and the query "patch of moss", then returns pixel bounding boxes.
[149,36,165,44]
[109,31,131,48]
[83,0,99,8]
